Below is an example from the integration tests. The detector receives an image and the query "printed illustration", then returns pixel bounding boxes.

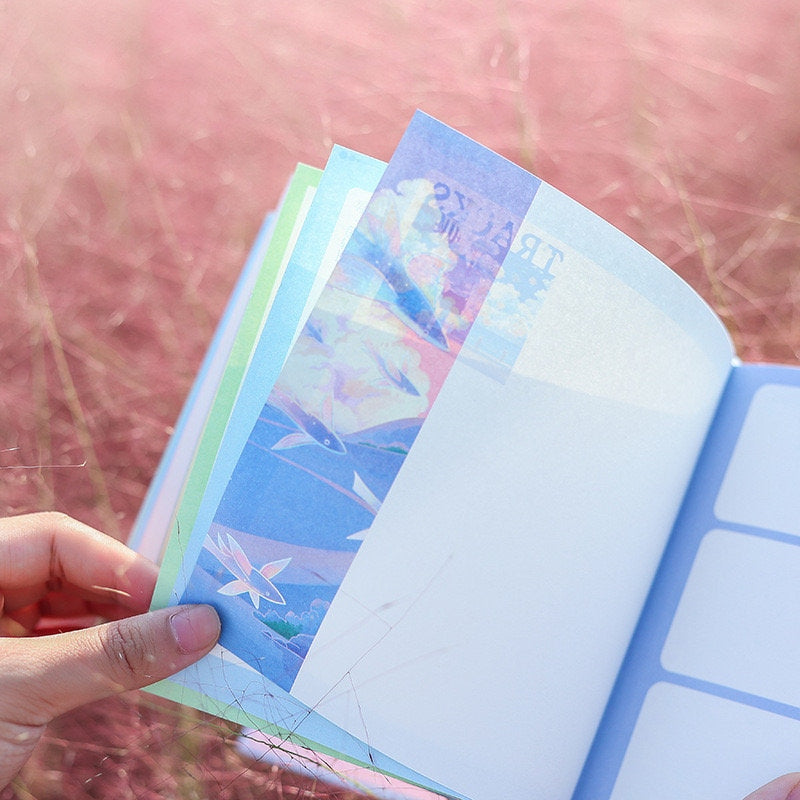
[180,113,540,691]
[207,532,291,609]
[461,226,565,380]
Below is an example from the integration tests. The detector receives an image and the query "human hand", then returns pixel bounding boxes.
[0,512,220,788]
[744,775,800,800]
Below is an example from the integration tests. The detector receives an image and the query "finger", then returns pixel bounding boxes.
[3,579,153,617]
[0,512,158,611]
[1,593,119,637]
[2,589,146,637]
[0,604,220,725]
[744,774,800,800]
[28,590,88,620]
[30,587,128,621]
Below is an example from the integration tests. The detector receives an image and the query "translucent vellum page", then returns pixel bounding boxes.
[290,192,734,800]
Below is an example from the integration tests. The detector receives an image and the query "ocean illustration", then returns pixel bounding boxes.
[179,113,541,691]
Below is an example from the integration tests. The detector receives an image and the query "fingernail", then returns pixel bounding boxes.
[169,605,220,654]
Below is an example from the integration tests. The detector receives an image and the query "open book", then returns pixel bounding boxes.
[130,112,800,800]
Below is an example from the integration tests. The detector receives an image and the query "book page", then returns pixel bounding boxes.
[162,147,385,599]
[575,363,800,800]
[161,114,733,800]
[148,164,322,603]
[288,183,733,800]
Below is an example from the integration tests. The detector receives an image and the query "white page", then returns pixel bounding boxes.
[290,196,733,800]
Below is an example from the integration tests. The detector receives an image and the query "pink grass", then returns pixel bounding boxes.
[1,0,798,796]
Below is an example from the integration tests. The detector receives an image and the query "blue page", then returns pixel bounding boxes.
[575,362,800,800]
[168,146,387,596]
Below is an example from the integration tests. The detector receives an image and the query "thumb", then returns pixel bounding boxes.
[0,604,220,726]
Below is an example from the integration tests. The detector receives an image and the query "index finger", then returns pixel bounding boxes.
[0,512,158,613]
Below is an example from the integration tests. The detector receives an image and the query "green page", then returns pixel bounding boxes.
[152,164,321,606]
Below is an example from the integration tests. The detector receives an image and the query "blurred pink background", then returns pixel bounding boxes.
[1,0,798,796]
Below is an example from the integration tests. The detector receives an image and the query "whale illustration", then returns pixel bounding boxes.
[270,395,347,455]
[350,228,449,351]
[368,346,421,397]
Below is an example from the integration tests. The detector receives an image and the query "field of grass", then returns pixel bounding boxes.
[1,0,798,797]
